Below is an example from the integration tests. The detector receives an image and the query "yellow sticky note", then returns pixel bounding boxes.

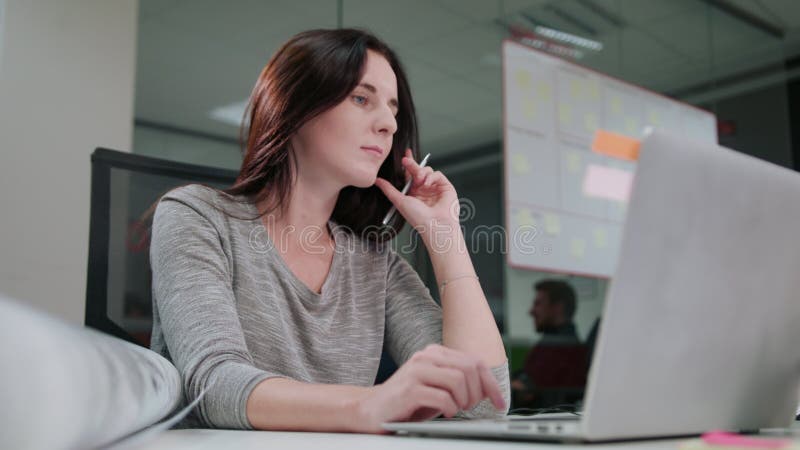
[536,81,551,100]
[515,69,531,90]
[584,113,598,132]
[566,152,581,173]
[593,228,607,248]
[624,117,638,136]
[587,80,599,100]
[610,97,622,114]
[511,153,530,175]
[569,79,582,98]
[570,238,586,260]
[647,110,661,126]
[543,213,560,235]
[558,103,572,125]
[523,99,537,120]
[515,208,537,227]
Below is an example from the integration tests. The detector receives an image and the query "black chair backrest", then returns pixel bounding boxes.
[85,148,398,383]
[85,148,237,347]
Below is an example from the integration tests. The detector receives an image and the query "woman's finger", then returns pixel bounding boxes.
[413,346,484,411]
[433,345,505,411]
[410,363,471,410]
[373,177,406,206]
[477,362,506,410]
[423,170,444,187]
[414,167,434,187]
[430,345,505,410]
[402,155,427,179]
[411,385,460,419]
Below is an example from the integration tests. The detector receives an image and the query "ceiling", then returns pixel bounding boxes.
[135,0,800,158]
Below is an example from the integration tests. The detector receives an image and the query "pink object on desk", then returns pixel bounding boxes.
[702,430,791,449]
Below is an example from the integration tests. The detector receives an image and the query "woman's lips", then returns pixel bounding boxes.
[361,146,383,156]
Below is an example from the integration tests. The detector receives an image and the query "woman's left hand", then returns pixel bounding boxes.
[374,148,460,240]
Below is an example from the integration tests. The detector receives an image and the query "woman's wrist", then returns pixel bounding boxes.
[416,218,463,255]
[248,377,376,433]
[348,385,382,433]
[421,221,479,286]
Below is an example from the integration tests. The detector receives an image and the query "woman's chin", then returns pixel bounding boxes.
[352,180,376,189]
[349,172,379,189]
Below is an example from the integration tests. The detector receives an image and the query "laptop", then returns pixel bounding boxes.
[383,130,800,442]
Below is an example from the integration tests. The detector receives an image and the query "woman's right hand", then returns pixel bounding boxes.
[351,344,506,434]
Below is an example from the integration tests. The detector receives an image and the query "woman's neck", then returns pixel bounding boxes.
[262,171,341,246]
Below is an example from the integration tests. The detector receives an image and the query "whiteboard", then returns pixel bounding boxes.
[502,40,717,278]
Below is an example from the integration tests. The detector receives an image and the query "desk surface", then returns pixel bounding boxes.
[136,422,800,450]
[135,429,705,450]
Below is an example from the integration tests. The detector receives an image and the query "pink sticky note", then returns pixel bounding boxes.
[582,164,633,203]
[702,430,790,449]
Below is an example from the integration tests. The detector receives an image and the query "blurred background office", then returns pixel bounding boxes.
[1,0,799,408]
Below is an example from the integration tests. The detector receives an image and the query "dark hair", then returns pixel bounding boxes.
[534,279,577,319]
[219,28,417,242]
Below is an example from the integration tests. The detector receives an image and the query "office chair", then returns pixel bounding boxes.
[84,148,397,381]
[84,148,238,347]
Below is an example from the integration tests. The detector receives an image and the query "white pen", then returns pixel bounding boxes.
[381,152,431,226]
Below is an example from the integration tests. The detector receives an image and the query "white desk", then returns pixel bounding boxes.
[136,429,701,450]
[136,422,800,450]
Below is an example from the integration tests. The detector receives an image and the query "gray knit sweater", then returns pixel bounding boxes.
[149,184,510,429]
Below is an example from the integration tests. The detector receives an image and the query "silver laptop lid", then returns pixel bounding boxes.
[582,130,800,441]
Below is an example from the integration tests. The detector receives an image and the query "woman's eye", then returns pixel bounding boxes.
[353,95,368,105]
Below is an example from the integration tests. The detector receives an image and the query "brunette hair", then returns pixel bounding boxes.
[215,27,418,242]
[534,280,577,319]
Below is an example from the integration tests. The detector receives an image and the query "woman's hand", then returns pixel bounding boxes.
[351,344,506,434]
[374,149,460,241]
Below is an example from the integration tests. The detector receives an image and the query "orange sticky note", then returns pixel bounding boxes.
[592,129,641,161]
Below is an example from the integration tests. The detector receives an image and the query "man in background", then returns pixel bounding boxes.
[529,279,579,344]
[511,279,587,409]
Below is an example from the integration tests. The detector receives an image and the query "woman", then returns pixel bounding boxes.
[149,28,509,433]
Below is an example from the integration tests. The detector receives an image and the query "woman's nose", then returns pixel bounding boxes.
[374,108,397,136]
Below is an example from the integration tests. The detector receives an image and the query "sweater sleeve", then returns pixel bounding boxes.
[383,249,510,418]
[150,194,280,429]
